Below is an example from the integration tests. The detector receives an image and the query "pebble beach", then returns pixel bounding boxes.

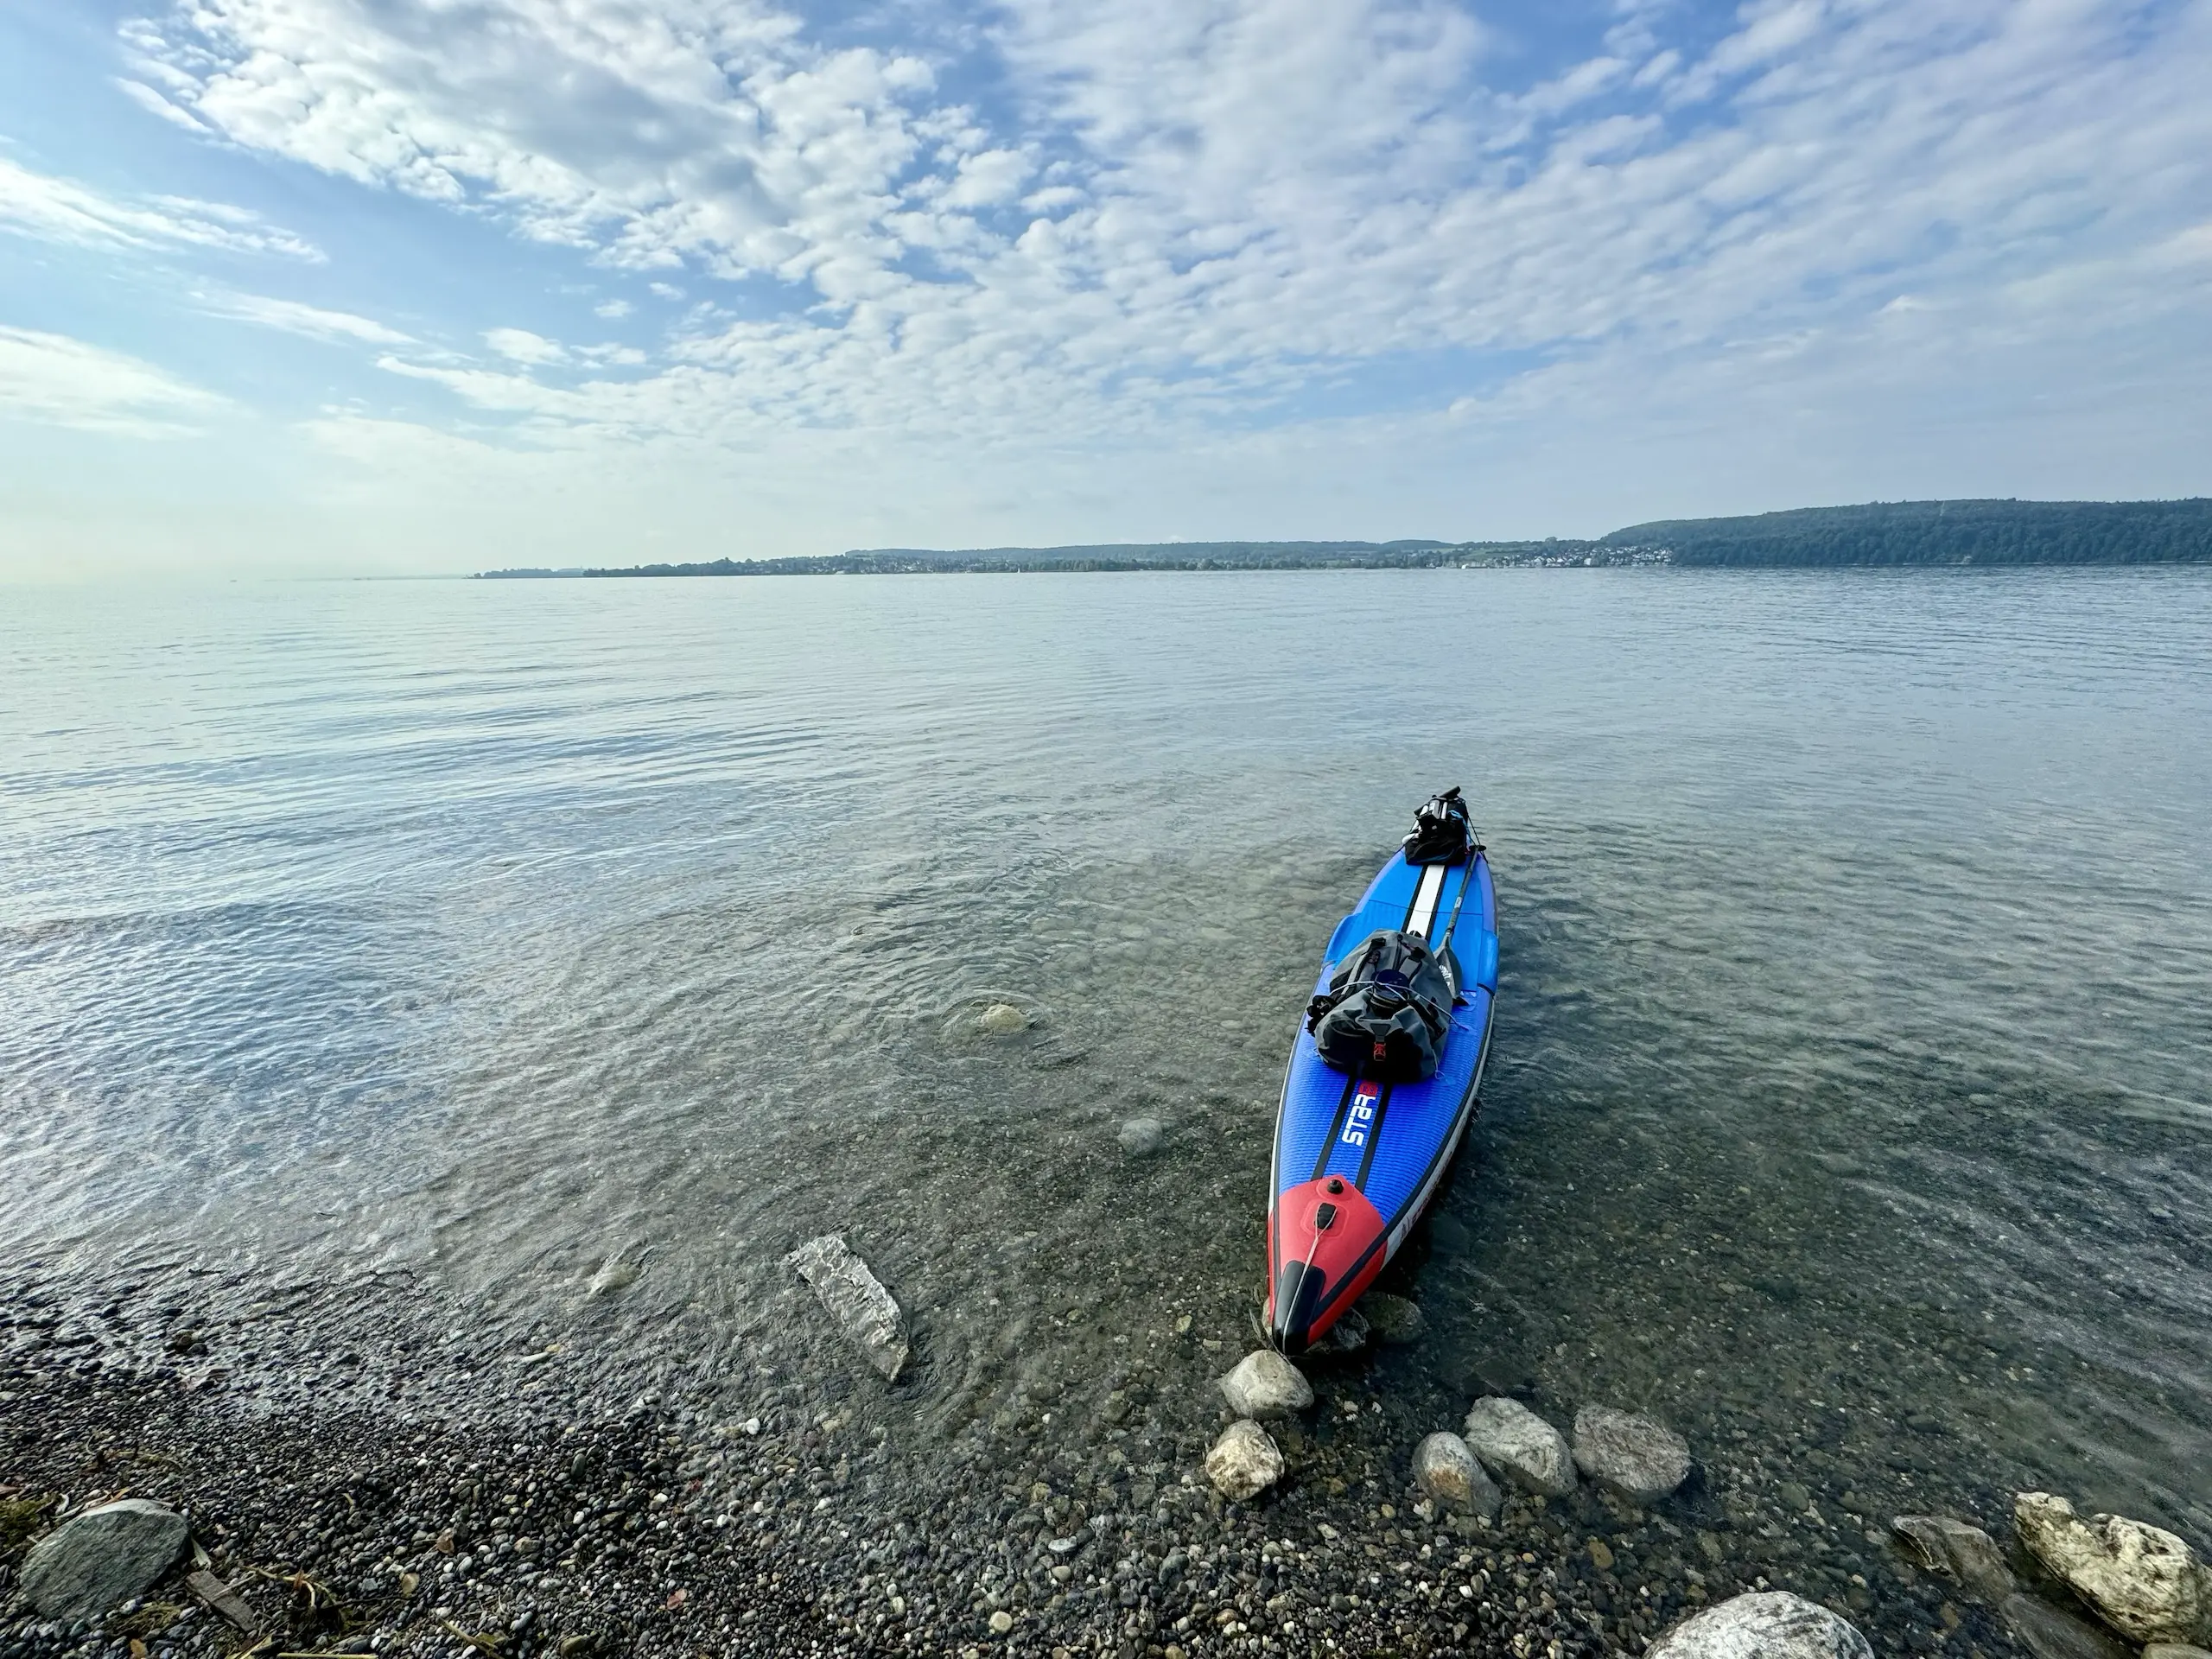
[6,1255,2169,1659]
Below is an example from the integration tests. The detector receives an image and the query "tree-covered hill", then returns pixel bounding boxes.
[1599,499,2212,566]
[475,498,2212,577]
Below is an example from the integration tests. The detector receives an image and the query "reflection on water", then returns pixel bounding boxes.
[3,569,2209,1540]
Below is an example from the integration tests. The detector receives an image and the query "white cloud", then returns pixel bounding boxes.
[594,299,633,319]
[124,0,938,289]
[4,0,2190,575]
[0,154,320,259]
[199,291,415,343]
[941,148,1030,208]
[484,327,569,365]
[0,326,227,435]
[121,0,2212,456]
[114,77,211,130]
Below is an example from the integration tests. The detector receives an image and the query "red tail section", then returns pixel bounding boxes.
[1267,1177,1387,1354]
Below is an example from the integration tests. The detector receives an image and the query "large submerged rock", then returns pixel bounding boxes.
[21,1499,190,1623]
[1648,1591,1874,1659]
[1205,1421,1284,1502]
[1891,1514,2017,1603]
[785,1234,910,1382]
[1572,1405,1691,1503]
[1462,1396,1576,1497]
[1412,1432,1502,1520]
[1218,1350,1313,1419]
[2015,1491,2212,1645]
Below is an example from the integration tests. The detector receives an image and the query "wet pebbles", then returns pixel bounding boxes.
[0,1268,2062,1659]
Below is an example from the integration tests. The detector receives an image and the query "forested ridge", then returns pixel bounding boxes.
[1601,498,2212,566]
[476,498,2212,577]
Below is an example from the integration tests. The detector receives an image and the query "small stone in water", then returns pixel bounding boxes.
[785,1234,910,1382]
[1117,1117,1164,1156]
[1462,1396,1576,1497]
[976,1003,1029,1035]
[1572,1405,1691,1503]
[1311,1305,1370,1354]
[1357,1291,1425,1344]
[1891,1514,2015,1603]
[586,1257,639,1297]
[2004,1592,2133,1659]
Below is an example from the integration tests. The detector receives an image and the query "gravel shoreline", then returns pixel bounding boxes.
[3,1268,2033,1659]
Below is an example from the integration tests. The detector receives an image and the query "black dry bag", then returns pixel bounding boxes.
[1402,786,1476,866]
[1305,929,1454,1083]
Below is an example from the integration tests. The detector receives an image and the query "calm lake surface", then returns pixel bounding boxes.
[4,569,2209,1541]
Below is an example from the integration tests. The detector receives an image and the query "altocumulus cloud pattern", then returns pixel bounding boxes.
[2,0,2209,570]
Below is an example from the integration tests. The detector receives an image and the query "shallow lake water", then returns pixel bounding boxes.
[3,568,2209,1549]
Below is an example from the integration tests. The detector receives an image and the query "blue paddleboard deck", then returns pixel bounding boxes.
[1266,845,1497,1352]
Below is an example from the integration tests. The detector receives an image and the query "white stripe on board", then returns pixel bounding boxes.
[1406,862,1446,938]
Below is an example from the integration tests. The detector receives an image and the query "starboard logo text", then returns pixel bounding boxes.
[1341,1088,1379,1148]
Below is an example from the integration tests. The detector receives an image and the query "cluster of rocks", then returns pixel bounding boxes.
[1199,1337,1882,1659]
[1408,1395,1689,1516]
[1889,1491,2212,1659]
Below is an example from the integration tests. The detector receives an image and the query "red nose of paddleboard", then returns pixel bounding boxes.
[1267,1177,1387,1354]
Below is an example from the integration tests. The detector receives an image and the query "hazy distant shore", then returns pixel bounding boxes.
[476,497,2212,580]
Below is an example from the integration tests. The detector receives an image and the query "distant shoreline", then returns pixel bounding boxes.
[474,497,2212,579]
[476,545,1667,578]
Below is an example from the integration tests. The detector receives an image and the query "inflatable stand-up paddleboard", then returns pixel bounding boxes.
[1267,788,1497,1354]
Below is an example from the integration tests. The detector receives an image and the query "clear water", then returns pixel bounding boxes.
[3,569,2209,1540]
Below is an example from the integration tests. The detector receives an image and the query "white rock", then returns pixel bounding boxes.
[1117,1118,1164,1156]
[1572,1405,1691,1503]
[1648,1591,1875,1659]
[2143,1644,2212,1659]
[785,1234,910,1382]
[1412,1432,1502,1519]
[976,1002,1029,1034]
[21,1499,191,1623]
[1205,1420,1284,1502]
[2016,1491,2212,1645]
[1461,1396,1576,1497]
[1219,1350,1313,1419]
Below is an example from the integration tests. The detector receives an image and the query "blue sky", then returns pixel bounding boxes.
[2,0,2209,575]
